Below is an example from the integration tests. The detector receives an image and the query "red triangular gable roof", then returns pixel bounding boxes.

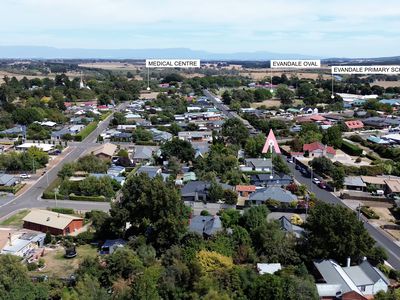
[262,129,281,154]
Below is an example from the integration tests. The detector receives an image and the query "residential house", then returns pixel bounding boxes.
[91,143,118,160]
[303,142,336,158]
[178,131,213,143]
[256,263,282,275]
[246,186,297,205]
[181,181,233,202]
[250,173,292,187]
[343,176,367,191]
[132,145,160,163]
[188,215,223,238]
[279,216,304,238]
[23,210,84,236]
[1,232,45,258]
[136,165,162,178]
[149,128,173,142]
[379,99,400,107]
[100,239,126,255]
[344,120,364,131]
[313,259,389,299]
[0,174,18,187]
[243,158,273,172]
[235,185,256,197]
[300,107,318,114]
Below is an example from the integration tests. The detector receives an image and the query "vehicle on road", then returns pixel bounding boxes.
[318,181,327,189]
[371,190,385,196]
[312,177,320,184]
[19,174,31,179]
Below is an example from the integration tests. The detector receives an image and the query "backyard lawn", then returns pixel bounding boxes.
[29,244,98,278]
[0,209,30,227]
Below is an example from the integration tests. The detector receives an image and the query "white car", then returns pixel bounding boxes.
[312,178,320,184]
[19,174,31,179]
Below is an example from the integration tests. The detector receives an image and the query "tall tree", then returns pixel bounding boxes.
[222,118,249,146]
[111,174,190,249]
[303,202,377,264]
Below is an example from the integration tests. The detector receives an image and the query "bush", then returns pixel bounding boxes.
[27,262,38,271]
[68,194,107,202]
[361,206,379,219]
[75,231,95,245]
[50,208,75,214]
[0,183,25,194]
[341,140,363,156]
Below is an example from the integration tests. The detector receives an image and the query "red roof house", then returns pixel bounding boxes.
[303,142,336,158]
[344,120,364,131]
[235,185,256,197]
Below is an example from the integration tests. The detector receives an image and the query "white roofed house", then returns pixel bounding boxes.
[313,259,389,299]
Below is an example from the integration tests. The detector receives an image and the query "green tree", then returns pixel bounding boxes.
[222,118,249,146]
[0,254,49,300]
[303,202,376,263]
[252,221,300,265]
[273,155,291,175]
[223,189,238,205]
[322,125,342,148]
[240,205,270,231]
[161,138,195,162]
[275,84,295,105]
[111,174,189,249]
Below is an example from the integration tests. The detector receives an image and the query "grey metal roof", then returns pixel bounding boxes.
[0,174,17,186]
[343,261,390,286]
[249,187,297,203]
[313,260,356,294]
[245,158,272,169]
[188,215,222,236]
[344,176,366,187]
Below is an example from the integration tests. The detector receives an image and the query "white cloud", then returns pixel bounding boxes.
[0,0,399,56]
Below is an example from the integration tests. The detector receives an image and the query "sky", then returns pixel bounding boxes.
[0,0,399,57]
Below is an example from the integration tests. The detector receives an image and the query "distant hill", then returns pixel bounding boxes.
[0,46,320,60]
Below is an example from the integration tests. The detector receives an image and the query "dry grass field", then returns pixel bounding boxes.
[79,62,142,71]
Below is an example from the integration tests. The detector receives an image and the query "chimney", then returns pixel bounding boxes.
[346,257,351,267]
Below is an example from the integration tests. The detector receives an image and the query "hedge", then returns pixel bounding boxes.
[50,208,75,215]
[68,194,107,202]
[341,140,363,156]
[361,206,380,219]
[74,122,98,141]
[0,183,25,194]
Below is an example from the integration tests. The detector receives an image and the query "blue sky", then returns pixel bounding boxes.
[0,0,399,57]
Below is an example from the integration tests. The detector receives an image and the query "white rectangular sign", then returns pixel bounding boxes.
[271,59,321,69]
[332,65,400,74]
[146,59,200,68]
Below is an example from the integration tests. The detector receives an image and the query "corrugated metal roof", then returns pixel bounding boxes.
[23,210,82,230]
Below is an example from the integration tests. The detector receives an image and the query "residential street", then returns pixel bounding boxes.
[286,161,400,269]
[0,103,128,221]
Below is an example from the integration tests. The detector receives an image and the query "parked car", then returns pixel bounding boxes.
[318,181,327,189]
[312,178,320,184]
[20,174,31,179]
[371,190,384,196]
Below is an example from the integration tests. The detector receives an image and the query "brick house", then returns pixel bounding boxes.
[23,210,84,236]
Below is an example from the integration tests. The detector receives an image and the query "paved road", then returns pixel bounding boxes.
[203,89,260,135]
[0,103,128,221]
[287,161,400,269]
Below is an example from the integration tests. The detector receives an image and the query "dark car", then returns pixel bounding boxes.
[318,181,327,189]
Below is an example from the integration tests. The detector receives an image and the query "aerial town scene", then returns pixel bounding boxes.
[0,1,400,299]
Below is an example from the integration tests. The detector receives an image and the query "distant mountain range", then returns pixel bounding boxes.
[0,46,321,60]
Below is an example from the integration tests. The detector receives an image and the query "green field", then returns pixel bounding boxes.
[0,209,30,226]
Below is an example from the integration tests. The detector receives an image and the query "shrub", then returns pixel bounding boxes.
[75,231,95,245]
[361,206,379,219]
[68,194,107,202]
[50,208,75,215]
[27,262,38,271]
[341,140,363,156]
